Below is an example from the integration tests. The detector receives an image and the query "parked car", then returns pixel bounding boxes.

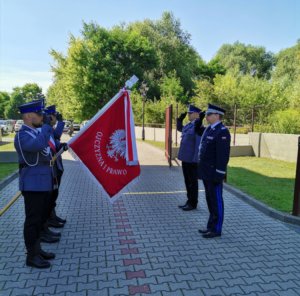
[0,120,8,135]
[63,120,71,132]
[4,120,15,132]
[80,120,89,130]
[73,122,80,131]
[14,120,24,132]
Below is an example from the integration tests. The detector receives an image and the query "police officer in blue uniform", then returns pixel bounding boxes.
[14,100,56,268]
[198,104,231,238]
[177,104,205,211]
[43,105,67,229]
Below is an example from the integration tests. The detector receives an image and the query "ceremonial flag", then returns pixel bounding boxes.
[68,89,140,203]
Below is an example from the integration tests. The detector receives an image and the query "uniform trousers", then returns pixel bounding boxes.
[22,191,52,255]
[202,180,224,234]
[48,170,63,218]
[182,162,198,207]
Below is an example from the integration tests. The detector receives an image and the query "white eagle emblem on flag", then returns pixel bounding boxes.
[106,129,126,162]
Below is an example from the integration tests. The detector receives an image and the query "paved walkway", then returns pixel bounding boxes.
[1,141,300,296]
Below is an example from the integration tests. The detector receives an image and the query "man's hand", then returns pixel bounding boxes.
[199,110,206,122]
[178,112,187,121]
[59,143,68,151]
[56,112,63,122]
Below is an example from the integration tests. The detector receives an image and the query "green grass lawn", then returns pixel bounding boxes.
[3,132,15,138]
[138,139,165,150]
[0,141,15,151]
[227,157,296,213]
[0,163,18,181]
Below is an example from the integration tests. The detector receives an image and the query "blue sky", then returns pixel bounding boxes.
[0,0,299,93]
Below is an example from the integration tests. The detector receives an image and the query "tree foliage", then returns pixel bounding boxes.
[47,12,212,120]
[0,92,10,119]
[211,41,275,79]
[4,83,42,119]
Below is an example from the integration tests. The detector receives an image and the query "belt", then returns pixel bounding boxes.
[19,161,53,169]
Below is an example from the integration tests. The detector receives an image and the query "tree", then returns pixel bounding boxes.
[211,41,275,79]
[271,41,300,111]
[4,83,43,119]
[159,71,184,102]
[48,22,157,121]
[190,79,215,109]
[127,12,208,99]
[238,75,272,124]
[0,92,10,118]
[272,40,300,83]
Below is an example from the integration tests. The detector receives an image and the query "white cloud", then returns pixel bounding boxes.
[0,68,54,93]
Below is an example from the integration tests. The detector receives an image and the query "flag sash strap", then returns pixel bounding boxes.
[48,137,56,153]
[125,94,138,165]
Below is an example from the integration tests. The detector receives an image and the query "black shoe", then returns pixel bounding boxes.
[202,232,221,239]
[55,215,66,224]
[182,204,197,211]
[198,229,210,234]
[40,233,60,243]
[26,255,50,269]
[48,219,64,228]
[40,249,55,260]
[178,203,187,209]
[42,227,61,237]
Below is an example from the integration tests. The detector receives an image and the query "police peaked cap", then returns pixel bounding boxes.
[44,105,57,114]
[187,104,201,113]
[18,100,44,114]
[206,103,225,115]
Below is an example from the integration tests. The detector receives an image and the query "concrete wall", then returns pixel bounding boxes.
[230,145,254,157]
[249,132,300,162]
[135,126,249,146]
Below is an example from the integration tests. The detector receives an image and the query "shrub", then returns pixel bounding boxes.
[268,109,300,134]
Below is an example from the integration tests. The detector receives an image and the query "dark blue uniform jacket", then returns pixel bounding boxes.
[177,119,201,163]
[14,124,54,191]
[198,122,231,182]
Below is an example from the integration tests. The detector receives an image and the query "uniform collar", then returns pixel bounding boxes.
[22,124,39,134]
[210,121,221,129]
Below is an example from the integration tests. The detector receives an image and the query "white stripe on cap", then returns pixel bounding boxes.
[206,108,224,115]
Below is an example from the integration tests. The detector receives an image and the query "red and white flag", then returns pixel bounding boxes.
[68,89,140,203]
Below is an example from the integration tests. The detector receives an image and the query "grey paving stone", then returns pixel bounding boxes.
[221,285,244,295]
[197,287,224,296]
[66,291,87,296]
[241,284,264,293]
[275,289,300,296]
[55,283,77,293]
[4,280,26,289]
[77,281,97,292]
[276,280,300,290]
[11,287,34,296]
[162,290,184,296]
[33,285,56,295]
